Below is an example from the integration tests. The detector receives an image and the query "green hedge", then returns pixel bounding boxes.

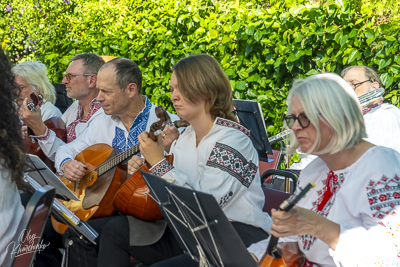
[1,0,400,138]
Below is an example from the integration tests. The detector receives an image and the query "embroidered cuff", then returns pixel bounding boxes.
[150,158,174,177]
[32,127,51,141]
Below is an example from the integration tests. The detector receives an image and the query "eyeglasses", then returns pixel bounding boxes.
[63,73,94,82]
[284,113,311,129]
[350,79,371,90]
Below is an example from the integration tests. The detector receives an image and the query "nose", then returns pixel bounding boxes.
[170,90,177,102]
[62,75,68,84]
[97,90,104,102]
[291,118,302,131]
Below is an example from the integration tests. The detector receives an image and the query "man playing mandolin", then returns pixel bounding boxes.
[55,57,180,266]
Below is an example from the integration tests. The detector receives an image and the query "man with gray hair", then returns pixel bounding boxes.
[20,53,106,161]
[342,65,400,153]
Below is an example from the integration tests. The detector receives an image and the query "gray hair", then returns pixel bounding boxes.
[341,65,382,86]
[286,73,367,155]
[12,61,56,104]
[71,53,105,75]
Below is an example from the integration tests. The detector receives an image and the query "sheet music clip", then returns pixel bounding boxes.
[142,171,258,267]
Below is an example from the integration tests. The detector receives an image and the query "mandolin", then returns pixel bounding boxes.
[113,119,190,221]
[52,106,186,234]
[259,182,315,267]
[23,92,66,173]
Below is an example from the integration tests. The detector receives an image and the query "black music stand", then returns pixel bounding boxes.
[141,171,258,267]
[233,99,273,162]
[25,154,79,201]
[24,154,98,245]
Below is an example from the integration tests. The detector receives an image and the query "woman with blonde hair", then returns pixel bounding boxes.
[255,73,400,266]
[13,61,62,120]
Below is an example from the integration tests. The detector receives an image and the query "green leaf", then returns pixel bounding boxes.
[245,26,255,36]
[254,31,263,42]
[222,35,231,44]
[364,29,375,39]
[236,81,247,90]
[209,29,218,38]
[348,49,359,64]
[306,69,319,76]
[378,58,392,70]
[245,43,254,56]
[340,35,349,47]
[348,28,357,38]
[385,36,396,42]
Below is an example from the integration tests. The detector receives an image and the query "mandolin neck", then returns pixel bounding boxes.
[96,143,141,177]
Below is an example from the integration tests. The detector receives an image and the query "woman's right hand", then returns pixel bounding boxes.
[127,155,145,176]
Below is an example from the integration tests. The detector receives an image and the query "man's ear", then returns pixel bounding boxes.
[89,74,97,88]
[371,81,380,90]
[126,83,138,98]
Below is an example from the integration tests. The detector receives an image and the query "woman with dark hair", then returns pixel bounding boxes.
[0,49,26,265]
[85,54,271,267]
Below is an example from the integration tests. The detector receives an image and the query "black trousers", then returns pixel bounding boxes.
[97,216,182,267]
[63,216,115,267]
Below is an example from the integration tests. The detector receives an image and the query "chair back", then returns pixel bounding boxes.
[261,169,298,194]
[3,185,55,267]
[53,83,73,113]
[262,186,290,216]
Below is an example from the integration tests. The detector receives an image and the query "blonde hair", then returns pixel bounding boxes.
[12,61,56,104]
[287,73,367,155]
[172,54,237,122]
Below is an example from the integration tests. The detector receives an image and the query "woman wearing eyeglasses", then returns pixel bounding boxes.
[253,73,400,266]
[13,61,62,120]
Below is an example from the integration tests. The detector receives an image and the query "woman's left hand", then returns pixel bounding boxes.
[270,206,340,249]
[138,131,165,167]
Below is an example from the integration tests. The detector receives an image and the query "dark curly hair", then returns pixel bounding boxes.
[0,48,26,189]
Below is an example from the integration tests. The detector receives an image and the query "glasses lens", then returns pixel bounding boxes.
[285,115,295,129]
[298,114,310,128]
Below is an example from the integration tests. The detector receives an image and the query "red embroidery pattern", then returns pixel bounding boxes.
[366,175,400,219]
[300,171,345,251]
[66,100,101,143]
[215,118,251,137]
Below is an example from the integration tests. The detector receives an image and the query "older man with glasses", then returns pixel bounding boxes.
[342,65,400,153]
[20,53,106,161]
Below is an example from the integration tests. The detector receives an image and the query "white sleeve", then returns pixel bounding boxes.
[331,214,400,266]
[37,129,66,161]
[54,122,99,172]
[151,132,259,209]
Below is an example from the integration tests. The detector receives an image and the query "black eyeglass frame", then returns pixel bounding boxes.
[63,73,95,82]
[284,113,311,129]
[351,79,371,90]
